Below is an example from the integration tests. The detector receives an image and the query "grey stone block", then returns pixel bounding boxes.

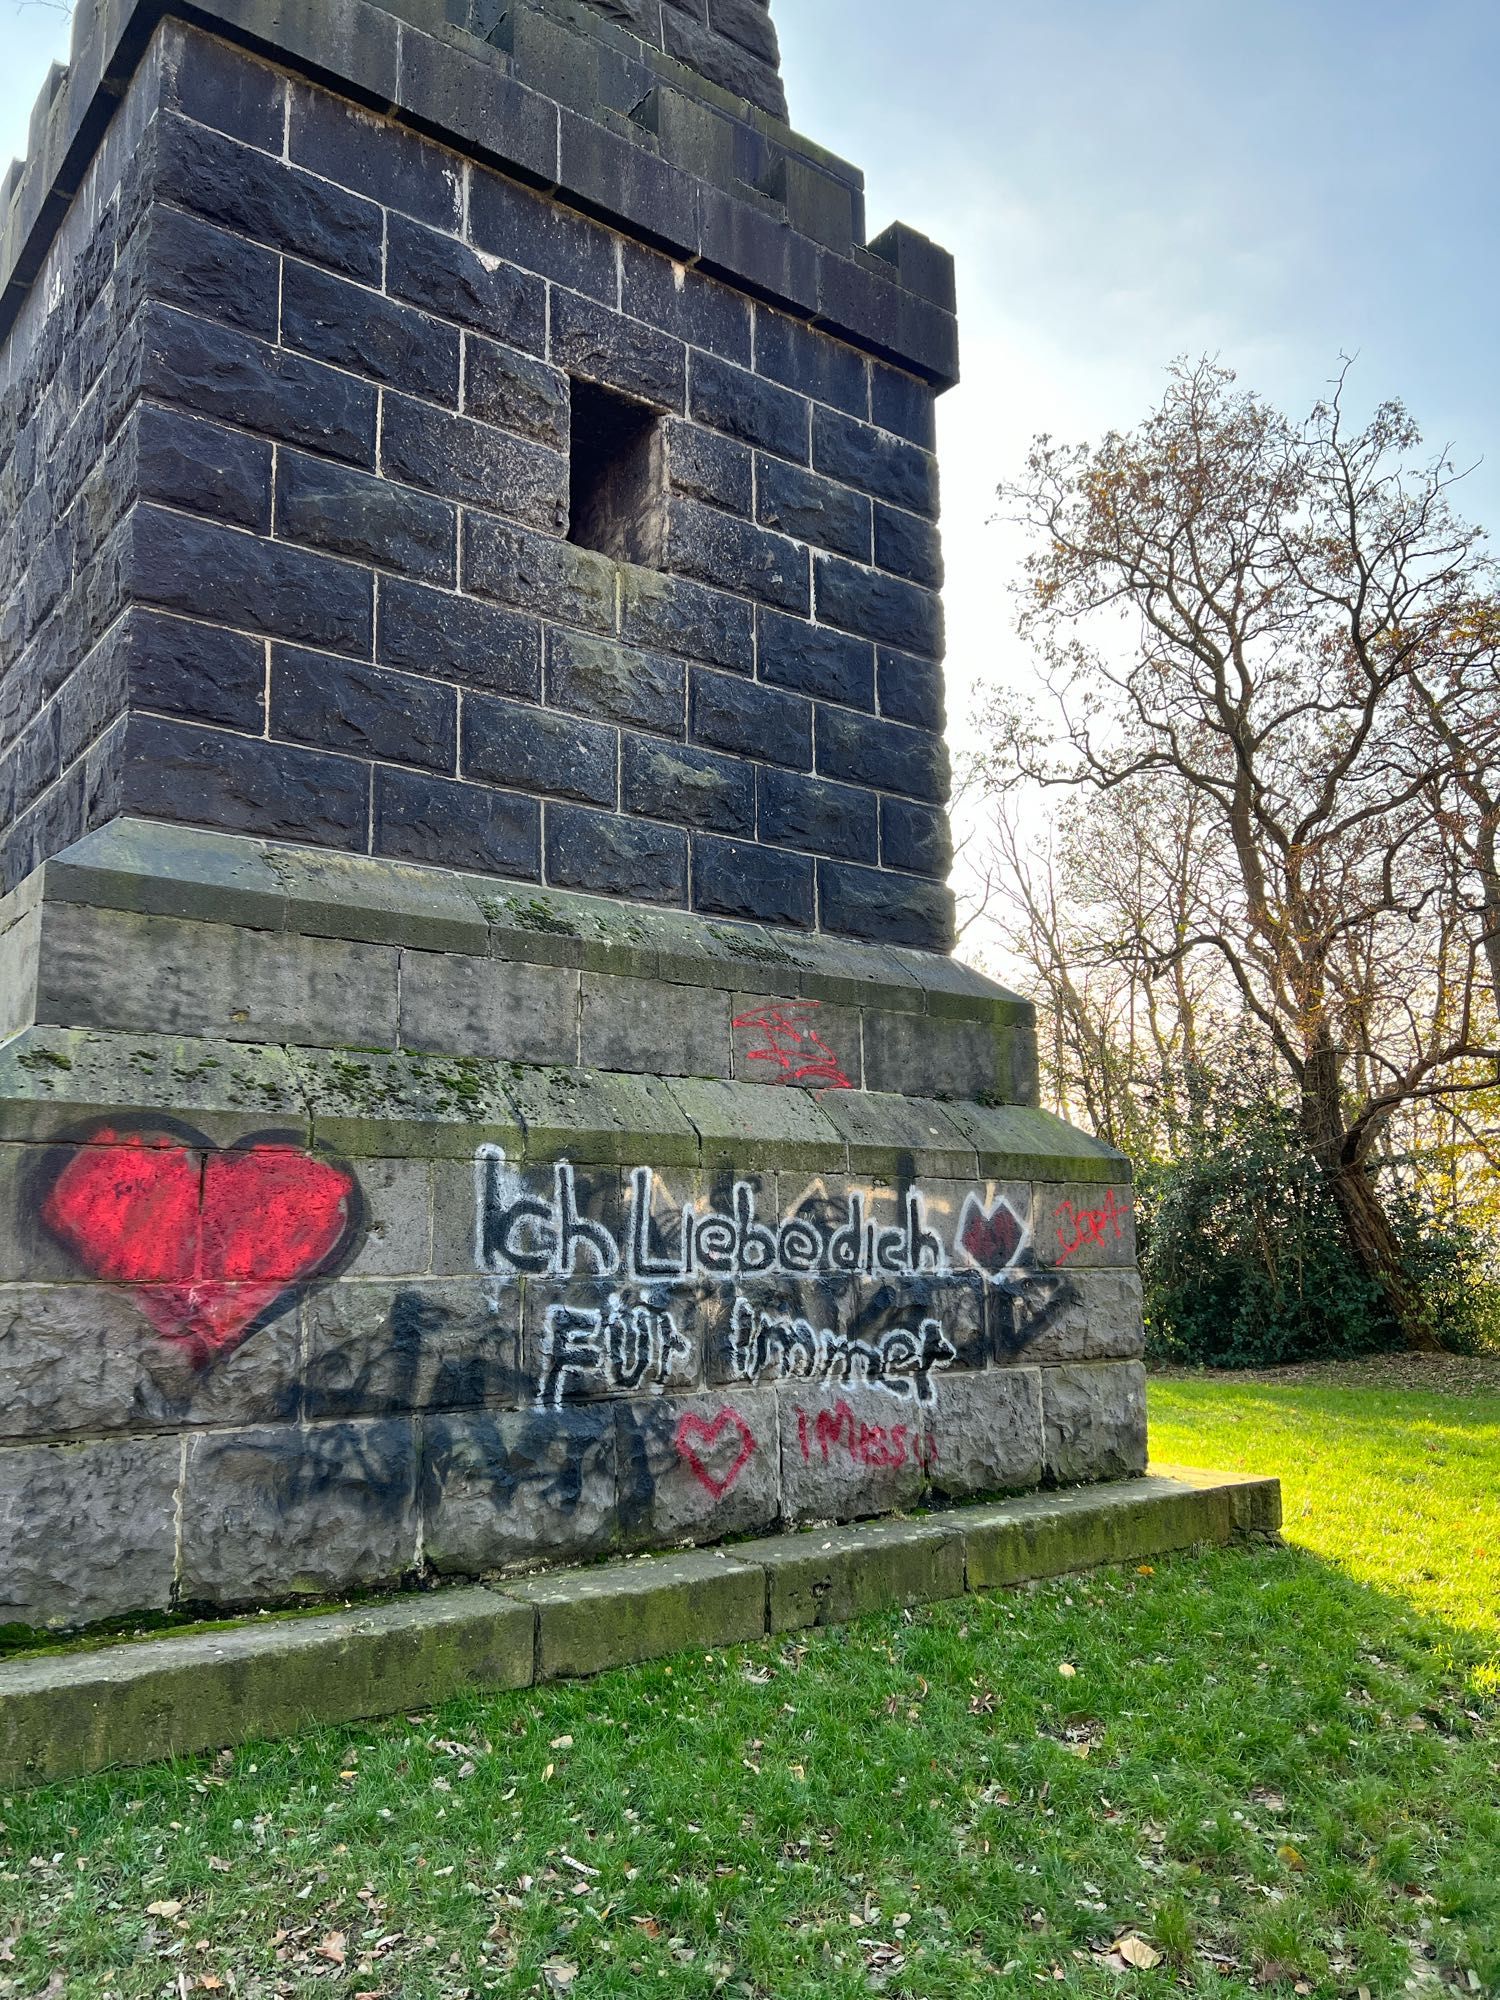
[814,1090,975,1181]
[777,1381,929,1523]
[925,1366,1043,1503]
[264,846,490,954]
[962,1476,1234,1591]
[1041,1361,1148,1485]
[730,991,861,1089]
[506,1546,766,1678]
[521,1273,702,1407]
[666,1075,845,1172]
[580,970,732,1079]
[41,817,288,932]
[180,1419,420,1605]
[1031,1182,1136,1269]
[617,1386,782,1547]
[302,1277,522,1417]
[759,1514,964,1632]
[0,1435,180,1630]
[1007,1268,1145,1367]
[421,1404,619,1574]
[400,951,581,1063]
[936,1102,1130,1184]
[340,1155,434,1276]
[34,905,400,1048]
[291,1046,525,1159]
[860,1008,1004,1101]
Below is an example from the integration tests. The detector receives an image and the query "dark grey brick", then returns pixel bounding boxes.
[378,578,541,700]
[289,82,463,229]
[621,733,753,834]
[662,8,786,118]
[815,706,948,804]
[281,261,461,404]
[163,23,285,151]
[140,303,377,467]
[465,337,570,448]
[272,647,456,772]
[620,568,753,673]
[662,419,752,515]
[665,498,809,614]
[870,359,938,450]
[374,767,542,880]
[381,394,568,529]
[874,503,943,588]
[558,110,699,260]
[463,692,617,805]
[131,506,373,654]
[469,167,617,303]
[690,667,810,770]
[877,645,945,731]
[549,289,686,412]
[547,629,685,735]
[464,516,615,633]
[697,184,820,315]
[812,406,939,516]
[156,113,382,284]
[755,457,871,561]
[880,796,952,877]
[125,610,266,732]
[755,308,867,418]
[276,450,456,585]
[757,766,877,863]
[814,553,943,657]
[546,803,688,904]
[757,609,873,708]
[136,206,280,341]
[136,403,273,534]
[817,859,953,952]
[620,242,752,365]
[689,352,808,460]
[693,834,813,928]
[120,714,369,849]
[709,0,781,63]
[387,213,547,353]
[397,18,560,187]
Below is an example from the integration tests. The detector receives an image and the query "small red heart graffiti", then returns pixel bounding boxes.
[674,1406,756,1499]
[958,1196,1024,1277]
[40,1124,360,1364]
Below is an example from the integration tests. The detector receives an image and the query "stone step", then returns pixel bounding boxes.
[0,1468,1280,1788]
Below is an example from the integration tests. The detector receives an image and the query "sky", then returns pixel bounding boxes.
[5,0,1500,888]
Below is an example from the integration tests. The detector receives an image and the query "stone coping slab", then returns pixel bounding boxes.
[0,1023,1129,1179]
[0,1469,1280,1787]
[21,819,1033,1026]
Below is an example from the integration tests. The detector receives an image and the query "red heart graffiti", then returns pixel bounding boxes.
[674,1406,756,1499]
[959,1196,1024,1277]
[40,1125,360,1363]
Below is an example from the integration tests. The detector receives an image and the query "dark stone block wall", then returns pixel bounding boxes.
[0,14,954,946]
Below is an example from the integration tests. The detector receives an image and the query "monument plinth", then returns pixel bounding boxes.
[0,0,1146,1631]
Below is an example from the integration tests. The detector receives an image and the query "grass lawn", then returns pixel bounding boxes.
[1,1369,1496,2000]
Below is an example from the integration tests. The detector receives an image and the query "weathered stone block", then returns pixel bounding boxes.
[666,1075,844,1172]
[1031,1182,1137,1269]
[507,1547,766,1677]
[925,1366,1043,1502]
[421,1405,618,1574]
[521,1273,702,1407]
[180,1419,420,1605]
[962,1477,1232,1591]
[760,1515,964,1632]
[0,1435,179,1629]
[1004,1268,1145,1367]
[1041,1360,1148,1485]
[400,950,581,1064]
[617,1385,781,1547]
[580,970,732,1079]
[861,1008,1002,1100]
[778,1381,929,1523]
[303,1278,520,1417]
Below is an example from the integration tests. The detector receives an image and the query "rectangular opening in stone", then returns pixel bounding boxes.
[566,377,665,567]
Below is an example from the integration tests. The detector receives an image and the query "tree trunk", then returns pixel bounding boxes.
[1299,1043,1445,1354]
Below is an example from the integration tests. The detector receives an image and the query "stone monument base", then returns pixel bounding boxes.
[0,818,1145,1633]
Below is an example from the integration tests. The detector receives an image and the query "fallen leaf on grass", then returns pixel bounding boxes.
[543,1961,579,1993]
[315,1933,347,1966]
[1277,1844,1306,1871]
[146,1900,184,1918]
[1058,1663,1078,1679]
[1116,1935,1163,1969]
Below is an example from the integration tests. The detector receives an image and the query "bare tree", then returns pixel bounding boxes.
[986,359,1500,1350]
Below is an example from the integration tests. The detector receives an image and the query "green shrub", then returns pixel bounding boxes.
[1139,1102,1398,1366]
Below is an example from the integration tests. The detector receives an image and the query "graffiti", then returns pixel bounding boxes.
[674,1406,757,1497]
[727,1294,955,1406]
[1053,1189,1130,1265]
[537,1293,695,1409]
[38,1120,362,1367]
[732,1001,855,1091]
[956,1193,1027,1277]
[476,1154,946,1285]
[794,1398,938,1472]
